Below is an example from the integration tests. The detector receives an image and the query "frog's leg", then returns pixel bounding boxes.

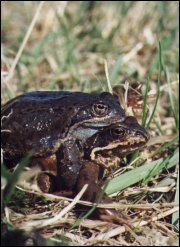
[31,155,74,196]
[31,155,58,193]
[75,160,131,225]
[56,139,84,191]
[74,160,107,203]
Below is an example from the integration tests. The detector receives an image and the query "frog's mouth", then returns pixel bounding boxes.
[82,116,125,127]
[91,136,147,158]
[90,135,148,169]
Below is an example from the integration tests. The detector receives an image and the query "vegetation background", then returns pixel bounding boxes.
[1,1,179,98]
[1,1,179,246]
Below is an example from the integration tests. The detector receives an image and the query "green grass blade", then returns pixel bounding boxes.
[142,75,150,127]
[3,150,34,204]
[105,148,179,195]
[150,135,179,158]
[146,41,162,129]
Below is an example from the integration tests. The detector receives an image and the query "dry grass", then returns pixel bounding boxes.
[1,1,179,246]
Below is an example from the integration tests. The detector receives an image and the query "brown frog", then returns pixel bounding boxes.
[37,116,149,204]
[75,116,149,203]
[38,116,149,224]
[1,91,125,190]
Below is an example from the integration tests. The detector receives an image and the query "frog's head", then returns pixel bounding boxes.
[84,116,149,169]
[68,92,125,141]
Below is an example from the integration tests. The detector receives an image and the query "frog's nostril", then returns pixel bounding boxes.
[136,130,149,141]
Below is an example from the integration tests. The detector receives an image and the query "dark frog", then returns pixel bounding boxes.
[1,91,125,189]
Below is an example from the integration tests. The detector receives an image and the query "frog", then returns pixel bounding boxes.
[36,116,149,204]
[75,116,149,203]
[36,115,149,223]
[1,90,125,190]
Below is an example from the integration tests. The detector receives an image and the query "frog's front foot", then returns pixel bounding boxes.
[74,160,103,203]
[75,161,131,225]
[37,173,54,193]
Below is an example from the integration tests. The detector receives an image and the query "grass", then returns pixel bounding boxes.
[104,147,179,195]
[1,1,179,246]
[2,150,35,205]
[146,41,162,130]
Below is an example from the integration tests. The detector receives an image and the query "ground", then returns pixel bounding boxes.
[1,1,179,246]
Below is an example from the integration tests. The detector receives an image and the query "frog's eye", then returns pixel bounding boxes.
[111,127,125,138]
[92,103,108,116]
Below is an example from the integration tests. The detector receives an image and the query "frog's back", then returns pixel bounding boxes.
[1,91,105,161]
[2,91,86,160]
[2,91,84,111]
